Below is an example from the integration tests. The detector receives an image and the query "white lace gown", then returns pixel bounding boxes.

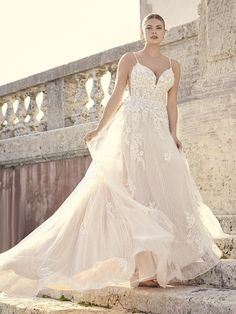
[0,52,229,297]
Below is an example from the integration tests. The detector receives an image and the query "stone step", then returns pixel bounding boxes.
[39,285,236,314]
[215,234,236,259]
[216,214,236,235]
[0,293,126,314]
[183,259,236,289]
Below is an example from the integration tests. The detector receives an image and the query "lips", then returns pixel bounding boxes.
[151,36,158,39]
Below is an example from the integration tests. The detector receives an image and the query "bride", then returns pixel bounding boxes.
[0,13,228,296]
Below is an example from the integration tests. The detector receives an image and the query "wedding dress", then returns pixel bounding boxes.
[0,52,229,297]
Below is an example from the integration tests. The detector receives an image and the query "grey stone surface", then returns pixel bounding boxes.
[47,78,65,130]
[39,285,236,314]
[215,235,236,259]
[183,259,236,289]
[216,215,236,235]
[0,293,121,313]
[0,122,96,167]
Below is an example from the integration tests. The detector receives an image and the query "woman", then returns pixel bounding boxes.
[0,13,228,296]
[84,13,228,287]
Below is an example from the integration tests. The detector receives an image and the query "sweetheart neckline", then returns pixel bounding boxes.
[130,62,174,87]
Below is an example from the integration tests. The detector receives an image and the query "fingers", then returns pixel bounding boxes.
[84,133,94,144]
[178,141,183,150]
[83,135,90,143]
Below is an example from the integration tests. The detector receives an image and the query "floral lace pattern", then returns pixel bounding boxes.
[124,97,169,138]
[185,211,205,254]
[130,62,175,101]
[122,61,175,166]
[124,126,132,145]
[148,201,156,209]
[79,222,88,235]
[106,201,118,219]
[147,200,159,218]
[130,133,145,169]
[125,176,136,197]
[164,151,172,162]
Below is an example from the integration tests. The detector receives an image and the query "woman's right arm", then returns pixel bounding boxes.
[84,52,132,143]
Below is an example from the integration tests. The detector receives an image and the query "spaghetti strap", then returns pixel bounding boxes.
[133,52,139,64]
[169,57,172,69]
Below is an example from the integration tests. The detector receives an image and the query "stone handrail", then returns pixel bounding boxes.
[0,52,120,140]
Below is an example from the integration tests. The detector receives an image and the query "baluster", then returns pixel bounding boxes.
[89,68,105,121]
[0,100,5,138]
[73,73,89,124]
[63,76,76,127]
[1,96,16,139]
[108,63,118,95]
[27,89,39,132]
[14,93,28,136]
[39,89,48,131]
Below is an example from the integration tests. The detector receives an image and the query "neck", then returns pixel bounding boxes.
[142,44,161,57]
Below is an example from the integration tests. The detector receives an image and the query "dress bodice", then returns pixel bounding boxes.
[123,53,175,133]
[129,52,175,104]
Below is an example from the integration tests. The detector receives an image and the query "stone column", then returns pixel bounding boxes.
[139,0,153,25]
[47,78,65,130]
[192,0,236,94]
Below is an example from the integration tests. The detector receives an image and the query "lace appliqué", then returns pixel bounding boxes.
[79,221,88,236]
[148,201,156,209]
[124,126,132,145]
[185,211,205,254]
[124,61,173,140]
[130,133,145,169]
[125,176,136,197]
[130,63,174,101]
[106,201,118,219]
[147,201,159,218]
[152,107,169,140]
[124,98,169,141]
[164,151,172,162]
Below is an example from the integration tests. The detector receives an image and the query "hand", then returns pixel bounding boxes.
[171,133,183,150]
[84,129,99,143]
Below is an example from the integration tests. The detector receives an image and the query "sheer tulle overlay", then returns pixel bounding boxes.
[0,54,229,297]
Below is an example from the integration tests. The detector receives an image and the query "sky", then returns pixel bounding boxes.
[0,0,200,86]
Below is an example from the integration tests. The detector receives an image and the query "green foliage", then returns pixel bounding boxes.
[59,294,71,302]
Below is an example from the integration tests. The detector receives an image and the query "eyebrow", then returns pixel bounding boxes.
[146,24,163,27]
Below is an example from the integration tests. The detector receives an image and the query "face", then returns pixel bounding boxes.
[141,18,165,44]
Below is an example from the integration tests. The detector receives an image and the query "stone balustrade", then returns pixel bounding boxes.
[0,60,119,140]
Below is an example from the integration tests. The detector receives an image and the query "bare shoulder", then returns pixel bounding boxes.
[116,52,136,80]
[118,51,135,66]
[170,58,181,71]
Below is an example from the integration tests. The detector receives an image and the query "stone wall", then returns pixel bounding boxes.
[178,91,236,214]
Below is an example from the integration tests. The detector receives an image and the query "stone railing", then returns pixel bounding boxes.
[0,52,121,140]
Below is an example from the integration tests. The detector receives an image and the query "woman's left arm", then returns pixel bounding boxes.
[166,60,182,149]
